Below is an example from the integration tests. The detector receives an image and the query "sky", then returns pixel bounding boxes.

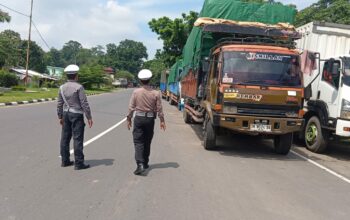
[0,0,318,60]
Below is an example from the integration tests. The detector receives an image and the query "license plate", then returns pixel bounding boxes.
[250,124,272,132]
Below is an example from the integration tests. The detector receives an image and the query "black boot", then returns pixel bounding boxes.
[74,163,90,170]
[61,160,74,167]
[134,163,146,175]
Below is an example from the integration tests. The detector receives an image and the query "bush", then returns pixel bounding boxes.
[42,81,58,88]
[11,85,26,91]
[0,70,19,88]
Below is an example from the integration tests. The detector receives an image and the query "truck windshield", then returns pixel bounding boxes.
[222,51,302,87]
[343,57,350,87]
[344,57,350,76]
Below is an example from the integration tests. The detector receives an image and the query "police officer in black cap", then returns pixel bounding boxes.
[57,64,93,170]
[127,69,166,175]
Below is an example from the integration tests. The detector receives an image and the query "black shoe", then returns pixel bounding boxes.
[74,164,90,170]
[61,161,74,167]
[134,164,146,175]
[144,164,149,169]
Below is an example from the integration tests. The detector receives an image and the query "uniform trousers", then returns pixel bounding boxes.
[133,116,155,165]
[60,112,85,165]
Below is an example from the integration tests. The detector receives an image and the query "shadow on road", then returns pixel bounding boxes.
[85,159,114,167]
[189,123,302,161]
[293,140,350,162]
[142,162,180,176]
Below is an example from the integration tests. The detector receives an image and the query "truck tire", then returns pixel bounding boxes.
[274,133,293,155]
[304,116,328,153]
[183,109,192,124]
[169,98,176,106]
[166,95,170,102]
[203,118,216,150]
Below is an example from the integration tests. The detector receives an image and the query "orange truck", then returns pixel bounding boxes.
[181,19,305,154]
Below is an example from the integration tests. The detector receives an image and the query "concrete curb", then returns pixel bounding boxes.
[0,93,100,107]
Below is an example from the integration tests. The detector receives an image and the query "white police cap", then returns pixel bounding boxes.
[64,64,80,74]
[138,69,153,80]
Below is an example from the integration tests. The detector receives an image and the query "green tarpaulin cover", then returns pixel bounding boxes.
[180,0,297,78]
[168,59,183,84]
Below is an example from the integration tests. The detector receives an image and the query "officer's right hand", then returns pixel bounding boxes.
[127,120,132,130]
[88,119,93,128]
[160,122,166,131]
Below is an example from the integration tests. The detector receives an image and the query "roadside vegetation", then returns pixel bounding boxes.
[0,88,110,103]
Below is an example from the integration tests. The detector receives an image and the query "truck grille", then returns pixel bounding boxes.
[224,102,299,118]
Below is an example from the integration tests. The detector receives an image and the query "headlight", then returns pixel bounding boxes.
[285,112,299,118]
[223,105,238,114]
[341,99,350,119]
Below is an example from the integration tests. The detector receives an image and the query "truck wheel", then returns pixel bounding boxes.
[183,109,192,124]
[203,118,216,150]
[169,97,174,105]
[169,98,175,106]
[274,133,293,155]
[166,95,170,102]
[304,116,328,153]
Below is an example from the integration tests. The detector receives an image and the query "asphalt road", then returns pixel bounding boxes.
[1,89,350,220]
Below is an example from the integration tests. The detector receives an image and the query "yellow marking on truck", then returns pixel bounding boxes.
[224,93,238,98]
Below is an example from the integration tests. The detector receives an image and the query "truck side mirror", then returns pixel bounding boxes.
[202,57,210,73]
[304,84,312,100]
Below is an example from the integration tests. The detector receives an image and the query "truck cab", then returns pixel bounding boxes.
[302,55,350,152]
[201,44,304,154]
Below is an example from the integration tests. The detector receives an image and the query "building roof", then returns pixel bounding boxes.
[11,68,57,81]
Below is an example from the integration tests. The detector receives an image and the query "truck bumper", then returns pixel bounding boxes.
[214,114,303,135]
[336,119,350,137]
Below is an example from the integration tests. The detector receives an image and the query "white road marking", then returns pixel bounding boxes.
[68,118,127,155]
[291,150,350,184]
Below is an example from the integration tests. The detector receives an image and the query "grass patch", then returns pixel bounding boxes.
[0,88,111,103]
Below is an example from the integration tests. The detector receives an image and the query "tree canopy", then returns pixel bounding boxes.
[142,59,167,85]
[148,11,199,67]
[296,0,350,27]
[0,10,11,23]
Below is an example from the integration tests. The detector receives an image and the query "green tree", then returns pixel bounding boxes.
[104,43,118,68]
[76,48,95,66]
[115,39,148,74]
[61,40,83,65]
[0,10,11,23]
[0,70,18,87]
[116,70,135,81]
[296,0,350,27]
[78,64,107,89]
[149,11,199,67]
[0,30,22,68]
[45,48,64,67]
[19,40,46,73]
[143,59,167,85]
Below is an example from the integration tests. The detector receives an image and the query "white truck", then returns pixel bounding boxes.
[296,21,350,153]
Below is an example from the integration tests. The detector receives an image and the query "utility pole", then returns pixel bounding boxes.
[25,0,34,86]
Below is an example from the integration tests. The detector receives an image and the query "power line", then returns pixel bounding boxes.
[0,3,29,17]
[32,21,50,50]
[0,3,51,50]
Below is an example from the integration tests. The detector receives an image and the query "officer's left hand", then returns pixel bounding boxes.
[59,119,63,126]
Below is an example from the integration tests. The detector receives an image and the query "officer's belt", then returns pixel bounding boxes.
[135,111,155,117]
[64,108,84,114]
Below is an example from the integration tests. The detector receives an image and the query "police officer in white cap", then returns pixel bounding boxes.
[127,69,166,175]
[57,64,93,170]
